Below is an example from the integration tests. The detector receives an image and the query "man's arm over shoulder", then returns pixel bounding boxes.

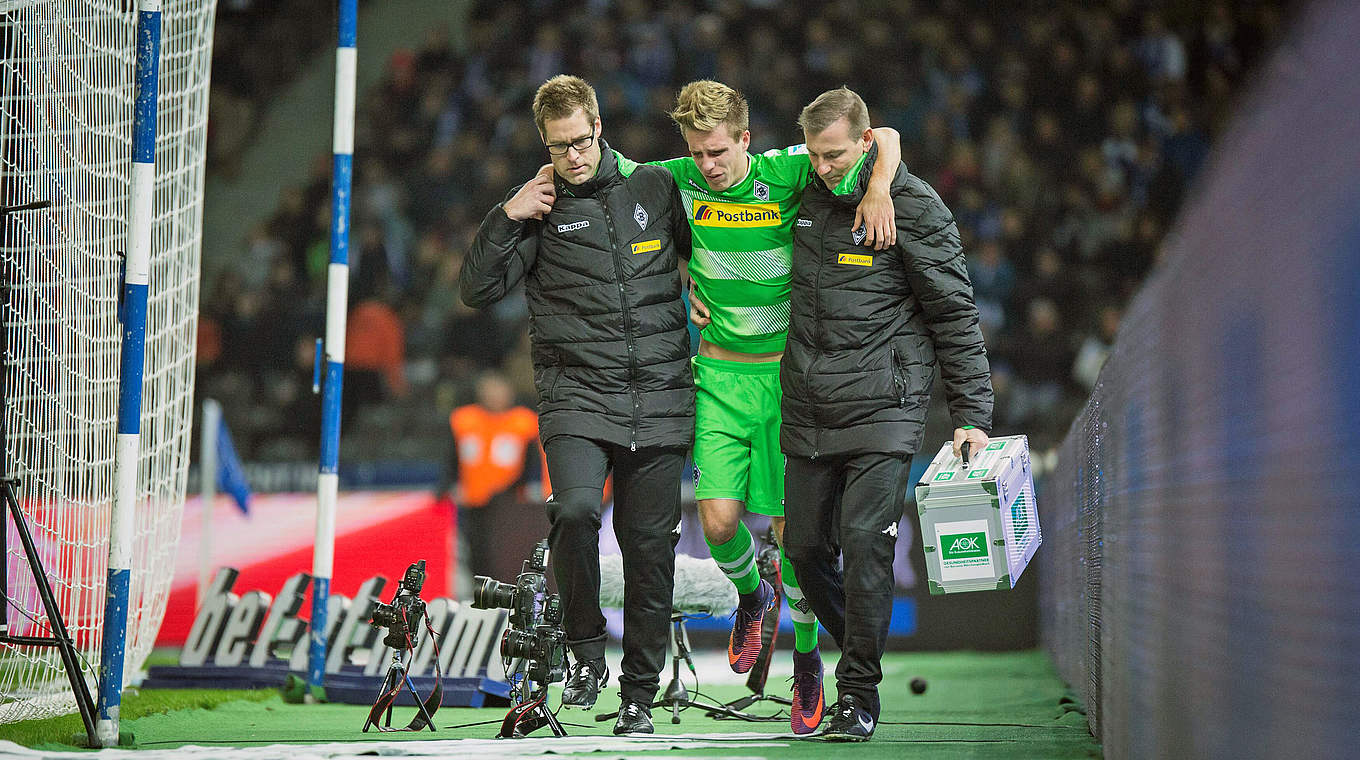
[896,175,993,430]
[460,187,540,308]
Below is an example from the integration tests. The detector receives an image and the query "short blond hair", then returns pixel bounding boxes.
[532,75,599,134]
[670,80,748,139]
[798,86,870,138]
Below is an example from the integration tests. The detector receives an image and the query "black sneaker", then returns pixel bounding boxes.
[561,659,608,709]
[822,694,875,741]
[612,699,654,735]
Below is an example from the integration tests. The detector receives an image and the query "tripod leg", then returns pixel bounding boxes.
[400,668,438,731]
[4,482,98,746]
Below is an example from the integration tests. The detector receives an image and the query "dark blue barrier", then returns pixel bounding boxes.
[1038,3,1360,758]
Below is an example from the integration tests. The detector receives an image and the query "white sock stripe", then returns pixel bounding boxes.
[712,543,757,573]
[782,584,817,624]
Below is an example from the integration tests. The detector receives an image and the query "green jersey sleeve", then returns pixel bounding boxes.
[758,145,813,187]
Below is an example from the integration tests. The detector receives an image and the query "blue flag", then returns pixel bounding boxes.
[216,417,251,514]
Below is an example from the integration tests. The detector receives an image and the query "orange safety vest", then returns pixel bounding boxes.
[450,405,539,508]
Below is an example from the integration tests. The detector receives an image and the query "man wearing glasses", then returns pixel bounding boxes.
[462,75,693,736]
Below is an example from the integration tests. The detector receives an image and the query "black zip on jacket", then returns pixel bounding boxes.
[461,142,694,450]
[781,144,992,457]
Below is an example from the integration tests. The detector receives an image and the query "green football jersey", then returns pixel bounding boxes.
[652,146,811,353]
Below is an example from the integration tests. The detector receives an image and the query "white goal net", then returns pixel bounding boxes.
[1,0,214,722]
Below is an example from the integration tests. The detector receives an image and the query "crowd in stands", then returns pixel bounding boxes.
[197,0,1293,463]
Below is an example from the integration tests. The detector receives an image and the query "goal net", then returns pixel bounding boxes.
[1,0,214,722]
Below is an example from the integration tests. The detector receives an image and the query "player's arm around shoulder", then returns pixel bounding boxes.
[855,128,904,250]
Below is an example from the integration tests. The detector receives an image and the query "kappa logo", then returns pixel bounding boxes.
[852,225,866,245]
[634,202,648,229]
[796,218,812,228]
[881,522,898,538]
[753,179,770,201]
[556,220,590,233]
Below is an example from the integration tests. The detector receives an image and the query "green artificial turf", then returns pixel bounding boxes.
[1,650,1100,758]
[1,688,276,750]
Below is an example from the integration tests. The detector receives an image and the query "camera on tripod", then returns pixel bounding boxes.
[472,539,567,686]
[370,559,427,650]
[363,559,441,734]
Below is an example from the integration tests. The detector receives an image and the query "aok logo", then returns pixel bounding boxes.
[692,199,781,227]
[940,531,988,560]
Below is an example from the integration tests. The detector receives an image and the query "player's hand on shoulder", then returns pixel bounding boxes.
[504,164,557,221]
[854,186,897,251]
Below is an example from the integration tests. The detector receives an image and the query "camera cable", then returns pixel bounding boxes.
[365,609,444,731]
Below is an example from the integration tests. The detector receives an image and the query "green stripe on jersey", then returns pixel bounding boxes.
[653,146,811,353]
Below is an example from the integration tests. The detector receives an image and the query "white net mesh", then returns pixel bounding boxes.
[0,0,214,723]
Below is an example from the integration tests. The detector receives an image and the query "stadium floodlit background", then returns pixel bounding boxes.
[5,0,1360,758]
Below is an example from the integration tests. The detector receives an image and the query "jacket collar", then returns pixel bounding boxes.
[555,138,619,198]
[826,142,880,206]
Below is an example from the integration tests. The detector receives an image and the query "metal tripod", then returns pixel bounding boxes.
[362,648,437,732]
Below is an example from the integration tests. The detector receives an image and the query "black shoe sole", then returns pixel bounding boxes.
[822,732,872,742]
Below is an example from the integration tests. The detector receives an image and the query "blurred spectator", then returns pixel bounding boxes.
[999,298,1075,435]
[436,370,539,592]
[1073,305,1123,392]
[344,290,407,422]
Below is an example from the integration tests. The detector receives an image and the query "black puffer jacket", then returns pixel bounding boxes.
[781,145,992,457]
[461,143,694,450]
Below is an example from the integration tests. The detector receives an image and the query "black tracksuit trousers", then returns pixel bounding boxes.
[783,451,912,720]
[542,434,684,705]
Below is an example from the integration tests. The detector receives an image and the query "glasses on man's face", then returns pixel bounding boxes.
[545,131,595,156]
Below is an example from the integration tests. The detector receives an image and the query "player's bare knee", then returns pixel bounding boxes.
[697,500,740,544]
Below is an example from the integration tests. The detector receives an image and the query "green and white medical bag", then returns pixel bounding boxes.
[914,435,1040,594]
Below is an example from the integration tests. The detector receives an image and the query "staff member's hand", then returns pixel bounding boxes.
[853,186,897,251]
[953,427,989,460]
[503,164,556,221]
[689,288,711,328]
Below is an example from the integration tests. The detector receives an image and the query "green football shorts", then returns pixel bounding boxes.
[692,355,785,516]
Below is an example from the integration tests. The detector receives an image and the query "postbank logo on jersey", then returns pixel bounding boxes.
[692,199,781,228]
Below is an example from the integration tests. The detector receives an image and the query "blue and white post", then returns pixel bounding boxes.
[97,0,159,747]
[307,0,357,701]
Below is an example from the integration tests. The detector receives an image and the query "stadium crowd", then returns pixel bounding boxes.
[196,0,1291,462]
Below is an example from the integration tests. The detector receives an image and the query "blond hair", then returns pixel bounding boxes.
[532,75,599,134]
[670,80,748,139]
[798,86,870,138]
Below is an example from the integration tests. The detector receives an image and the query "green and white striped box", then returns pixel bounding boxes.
[914,435,1041,594]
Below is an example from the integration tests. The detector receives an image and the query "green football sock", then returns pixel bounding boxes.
[780,545,820,654]
[707,521,761,595]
